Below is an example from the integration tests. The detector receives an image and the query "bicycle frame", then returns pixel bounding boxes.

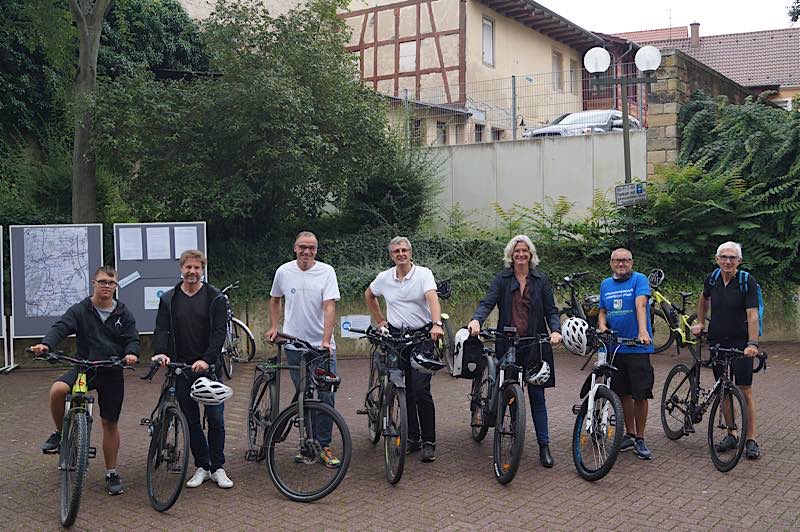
[651,288,699,349]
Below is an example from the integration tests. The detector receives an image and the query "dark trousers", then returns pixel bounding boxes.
[527,384,549,445]
[285,347,337,447]
[176,375,226,472]
[404,365,436,444]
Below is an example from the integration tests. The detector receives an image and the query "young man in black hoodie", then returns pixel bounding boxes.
[151,249,232,488]
[31,266,140,495]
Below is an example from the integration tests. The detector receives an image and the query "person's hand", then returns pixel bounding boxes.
[123,354,139,366]
[597,325,608,334]
[430,324,443,341]
[638,330,651,345]
[267,327,278,343]
[152,354,171,366]
[192,360,209,373]
[467,320,481,336]
[30,343,49,356]
[690,323,704,336]
[322,340,332,352]
[744,344,758,358]
[549,332,562,345]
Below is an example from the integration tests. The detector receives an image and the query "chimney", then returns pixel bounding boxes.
[690,22,700,48]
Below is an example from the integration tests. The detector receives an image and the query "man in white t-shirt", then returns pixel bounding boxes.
[365,236,444,462]
[268,231,342,468]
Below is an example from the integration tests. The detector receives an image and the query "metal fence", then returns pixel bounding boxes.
[384,63,649,147]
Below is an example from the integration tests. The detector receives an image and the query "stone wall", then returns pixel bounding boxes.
[645,49,756,176]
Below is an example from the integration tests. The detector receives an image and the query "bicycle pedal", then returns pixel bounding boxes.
[356,408,368,415]
[139,418,151,426]
[88,447,97,458]
[571,404,582,415]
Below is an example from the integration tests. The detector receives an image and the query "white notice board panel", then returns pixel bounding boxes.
[9,224,104,338]
[114,222,207,334]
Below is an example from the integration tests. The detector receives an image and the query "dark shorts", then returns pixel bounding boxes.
[712,350,754,386]
[611,355,654,400]
[56,367,125,422]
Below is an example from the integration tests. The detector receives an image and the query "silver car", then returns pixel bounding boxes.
[523,109,643,138]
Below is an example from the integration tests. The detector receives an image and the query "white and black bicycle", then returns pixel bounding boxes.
[219,281,257,379]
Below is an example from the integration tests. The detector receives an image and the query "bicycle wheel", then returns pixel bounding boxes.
[470,364,490,442]
[220,348,234,379]
[439,320,456,376]
[383,385,408,484]
[60,410,89,528]
[493,383,526,484]
[247,372,277,461]
[708,385,748,473]
[661,364,693,440]
[572,385,624,482]
[146,405,190,512]
[366,358,381,445]
[266,401,352,502]
[651,307,674,354]
[230,318,257,362]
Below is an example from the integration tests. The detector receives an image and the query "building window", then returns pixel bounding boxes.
[570,59,580,95]
[491,128,502,141]
[475,123,485,143]
[455,123,464,144]
[410,118,423,146]
[482,18,494,67]
[399,41,416,72]
[552,50,563,91]
[436,121,448,145]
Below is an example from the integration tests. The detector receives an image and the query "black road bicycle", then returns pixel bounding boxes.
[661,337,767,472]
[219,281,257,379]
[32,350,131,527]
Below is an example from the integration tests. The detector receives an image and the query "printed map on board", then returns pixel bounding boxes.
[24,227,90,317]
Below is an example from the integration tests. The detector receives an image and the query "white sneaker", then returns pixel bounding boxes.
[211,468,233,489]
[186,467,211,488]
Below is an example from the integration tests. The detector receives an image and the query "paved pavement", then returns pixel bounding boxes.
[1,343,799,531]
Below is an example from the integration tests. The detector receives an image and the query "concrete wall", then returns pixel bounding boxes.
[434,130,647,227]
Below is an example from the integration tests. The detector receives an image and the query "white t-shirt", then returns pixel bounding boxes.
[270,260,340,348]
[369,264,437,329]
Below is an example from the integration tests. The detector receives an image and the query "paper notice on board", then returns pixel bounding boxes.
[144,286,173,310]
[117,271,141,289]
[146,227,171,260]
[173,226,198,259]
[118,227,143,260]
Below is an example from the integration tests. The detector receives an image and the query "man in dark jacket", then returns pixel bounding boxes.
[151,249,232,488]
[31,266,140,495]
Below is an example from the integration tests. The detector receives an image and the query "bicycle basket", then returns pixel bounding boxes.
[453,328,484,379]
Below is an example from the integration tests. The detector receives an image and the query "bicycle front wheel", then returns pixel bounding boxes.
[572,385,624,482]
[661,364,693,440]
[383,385,408,484]
[247,372,277,461]
[230,318,257,362]
[651,307,674,354]
[708,385,748,473]
[60,410,89,527]
[470,364,490,442]
[493,383,526,484]
[146,405,190,512]
[266,401,352,502]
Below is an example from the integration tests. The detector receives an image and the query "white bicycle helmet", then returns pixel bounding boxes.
[410,344,447,374]
[562,317,590,356]
[525,360,551,386]
[190,377,233,405]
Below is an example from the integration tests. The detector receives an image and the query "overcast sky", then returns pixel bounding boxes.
[538,0,795,37]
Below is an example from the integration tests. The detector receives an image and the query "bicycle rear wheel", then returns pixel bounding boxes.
[266,401,352,502]
[246,372,277,461]
[146,405,190,512]
[572,385,624,482]
[230,318,257,362]
[650,307,674,354]
[708,385,748,473]
[661,364,693,440]
[220,348,234,379]
[493,383,525,484]
[470,364,490,442]
[366,358,381,445]
[383,385,408,484]
[60,410,89,528]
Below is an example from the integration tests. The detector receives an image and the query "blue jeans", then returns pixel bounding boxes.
[527,384,549,445]
[285,347,337,447]
[176,375,225,471]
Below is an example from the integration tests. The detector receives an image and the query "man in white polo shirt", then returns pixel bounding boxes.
[268,231,342,468]
[365,236,444,462]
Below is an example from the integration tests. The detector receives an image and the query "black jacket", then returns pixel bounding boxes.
[472,268,560,388]
[152,282,227,367]
[42,298,140,360]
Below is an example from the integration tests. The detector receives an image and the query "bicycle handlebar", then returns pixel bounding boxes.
[28,349,133,370]
[709,345,768,373]
[478,329,550,344]
[221,281,240,294]
[348,325,431,346]
[140,360,215,381]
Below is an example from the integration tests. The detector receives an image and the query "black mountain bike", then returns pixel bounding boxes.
[661,337,767,472]
[32,350,131,527]
[139,361,197,512]
[353,325,431,484]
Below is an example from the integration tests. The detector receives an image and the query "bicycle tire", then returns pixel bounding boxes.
[266,401,352,502]
[493,383,525,484]
[660,364,693,440]
[146,405,190,512]
[572,385,624,482]
[651,307,674,354]
[221,348,234,379]
[60,410,89,528]
[366,358,381,445]
[470,364,490,442]
[247,372,277,461]
[384,385,408,484]
[439,319,456,376]
[708,385,748,473]
[230,318,257,362]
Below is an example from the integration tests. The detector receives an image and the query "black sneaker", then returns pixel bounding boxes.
[406,440,422,455]
[619,433,636,452]
[41,431,61,454]
[745,439,761,460]
[420,442,436,462]
[714,433,738,453]
[106,473,124,495]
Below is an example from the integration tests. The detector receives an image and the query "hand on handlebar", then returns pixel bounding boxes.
[430,324,443,341]
[549,331,562,345]
[29,343,49,356]
[743,344,758,358]
[266,327,278,343]
[690,323,704,336]
[123,354,139,366]
[467,320,481,336]
[192,360,209,373]
[152,354,171,366]
[638,330,651,345]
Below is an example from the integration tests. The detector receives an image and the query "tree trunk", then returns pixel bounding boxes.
[68,0,113,223]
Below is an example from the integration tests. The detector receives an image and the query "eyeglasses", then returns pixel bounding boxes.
[610,258,632,264]
[94,280,118,287]
[297,245,317,251]
[718,255,739,262]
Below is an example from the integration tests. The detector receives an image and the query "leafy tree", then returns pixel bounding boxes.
[790,1,800,22]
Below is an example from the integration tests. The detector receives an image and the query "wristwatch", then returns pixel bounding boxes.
[747,340,759,347]
[432,320,443,327]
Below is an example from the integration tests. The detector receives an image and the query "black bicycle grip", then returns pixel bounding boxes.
[753,352,768,373]
[140,361,161,380]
